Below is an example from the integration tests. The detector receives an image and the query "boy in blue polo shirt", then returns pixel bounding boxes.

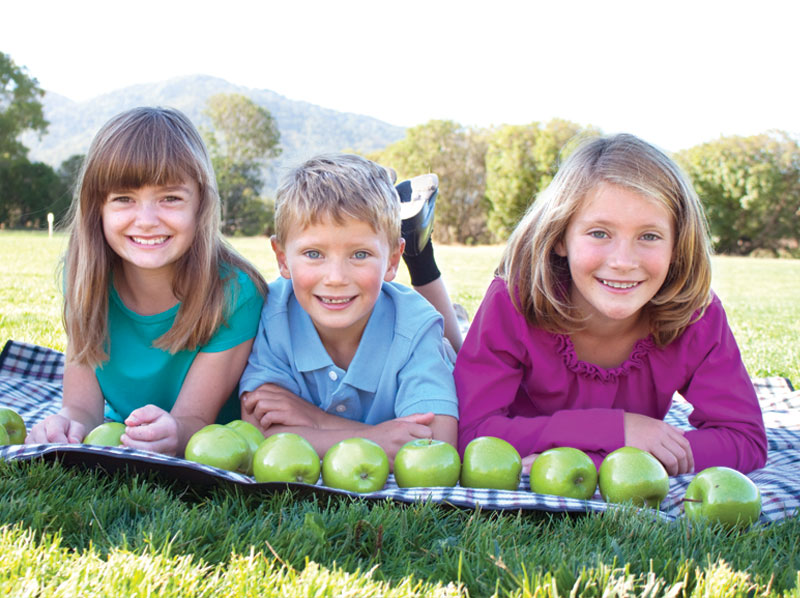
[239,154,458,464]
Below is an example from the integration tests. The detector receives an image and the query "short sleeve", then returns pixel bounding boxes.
[393,315,459,419]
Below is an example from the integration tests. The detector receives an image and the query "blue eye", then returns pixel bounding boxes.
[641,233,661,241]
[589,230,608,239]
[304,250,322,259]
[353,251,369,259]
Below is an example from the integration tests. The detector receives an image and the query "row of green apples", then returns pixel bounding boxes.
[178,421,762,530]
[2,410,761,530]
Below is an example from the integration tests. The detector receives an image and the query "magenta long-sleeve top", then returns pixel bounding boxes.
[454,277,767,474]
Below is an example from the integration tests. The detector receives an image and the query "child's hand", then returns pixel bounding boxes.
[25,414,85,444]
[368,412,436,464]
[123,405,180,456]
[623,412,694,476]
[243,384,326,431]
[521,453,540,474]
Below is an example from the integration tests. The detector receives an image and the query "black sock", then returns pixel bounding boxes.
[403,239,441,286]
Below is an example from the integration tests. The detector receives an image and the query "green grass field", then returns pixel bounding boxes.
[1,230,799,597]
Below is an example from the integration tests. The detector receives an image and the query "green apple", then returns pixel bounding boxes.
[0,426,8,445]
[684,466,761,529]
[225,419,265,475]
[0,408,27,444]
[253,432,320,484]
[185,424,249,472]
[598,447,669,508]
[83,422,126,446]
[394,439,461,488]
[460,436,522,490]
[530,447,597,500]
[322,437,389,493]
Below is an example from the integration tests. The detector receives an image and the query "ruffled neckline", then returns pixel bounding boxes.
[554,333,656,383]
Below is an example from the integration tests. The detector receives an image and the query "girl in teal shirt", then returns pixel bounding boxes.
[26,107,267,456]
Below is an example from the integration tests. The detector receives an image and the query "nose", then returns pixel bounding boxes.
[608,239,638,270]
[134,201,159,228]
[323,257,349,285]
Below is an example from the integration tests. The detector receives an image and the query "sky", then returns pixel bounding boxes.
[4,0,799,152]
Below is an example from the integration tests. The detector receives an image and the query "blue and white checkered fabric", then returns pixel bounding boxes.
[2,339,798,524]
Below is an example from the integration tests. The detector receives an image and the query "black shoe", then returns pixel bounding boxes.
[396,173,437,257]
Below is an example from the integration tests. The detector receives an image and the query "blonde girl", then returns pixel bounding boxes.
[454,133,766,476]
[26,107,267,456]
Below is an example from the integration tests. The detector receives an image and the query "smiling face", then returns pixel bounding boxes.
[555,182,674,333]
[273,215,403,355]
[101,180,200,280]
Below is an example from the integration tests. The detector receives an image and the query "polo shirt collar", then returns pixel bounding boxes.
[288,288,395,393]
[288,297,335,373]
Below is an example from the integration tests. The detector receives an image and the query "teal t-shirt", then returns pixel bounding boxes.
[96,268,264,424]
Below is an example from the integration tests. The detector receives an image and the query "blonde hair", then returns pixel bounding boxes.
[63,106,267,366]
[274,153,400,247]
[498,133,713,346]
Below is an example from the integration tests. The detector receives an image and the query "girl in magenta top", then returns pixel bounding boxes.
[454,134,767,476]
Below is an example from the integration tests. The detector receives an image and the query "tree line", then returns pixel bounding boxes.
[2,51,798,256]
[0,52,280,237]
[370,121,800,256]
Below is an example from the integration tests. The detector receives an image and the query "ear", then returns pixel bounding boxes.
[554,238,567,258]
[271,236,291,279]
[383,238,405,282]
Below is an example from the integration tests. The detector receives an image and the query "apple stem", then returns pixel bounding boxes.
[682,498,702,503]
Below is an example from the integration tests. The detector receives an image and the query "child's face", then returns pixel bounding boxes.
[272,214,403,348]
[102,180,200,279]
[555,182,674,331]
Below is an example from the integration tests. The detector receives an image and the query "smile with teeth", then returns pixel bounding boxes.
[319,296,354,305]
[131,236,169,246]
[600,279,640,289]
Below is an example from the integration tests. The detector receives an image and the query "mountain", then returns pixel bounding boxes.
[21,75,406,192]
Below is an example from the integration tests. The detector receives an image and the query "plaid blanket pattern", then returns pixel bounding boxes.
[2,339,798,524]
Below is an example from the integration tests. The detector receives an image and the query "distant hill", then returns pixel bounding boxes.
[21,75,406,192]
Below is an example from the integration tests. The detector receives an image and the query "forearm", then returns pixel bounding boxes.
[429,415,457,447]
[61,360,105,432]
[686,426,767,474]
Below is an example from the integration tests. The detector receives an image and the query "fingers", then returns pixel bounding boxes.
[26,416,85,444]
[521,453,539,475]
[650,429,694,476]
[125,404,167,427]
[121,435,177,457]
[65,420,85,444]
[396,412,436,425]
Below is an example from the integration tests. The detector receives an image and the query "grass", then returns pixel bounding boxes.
[1,229,799,596]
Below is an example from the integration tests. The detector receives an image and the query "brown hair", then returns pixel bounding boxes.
[498,133,712,346]
[63,106,267,366]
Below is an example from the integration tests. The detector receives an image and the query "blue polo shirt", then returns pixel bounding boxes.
[239,277,458,423]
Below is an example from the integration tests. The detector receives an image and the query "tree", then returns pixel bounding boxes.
[1,52,48,160]
[0,159,67,228]
[203,93,281,235]
[676,132,800,255]
[484,119,598,240]
[371,120,490,244]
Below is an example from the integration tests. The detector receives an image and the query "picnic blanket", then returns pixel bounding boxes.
[1,339,798,524]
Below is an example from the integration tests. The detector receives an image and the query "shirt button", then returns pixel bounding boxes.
[329,370,338,381]
[336,404,347,413]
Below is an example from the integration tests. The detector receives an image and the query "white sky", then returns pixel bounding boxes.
[4,0,799,151]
